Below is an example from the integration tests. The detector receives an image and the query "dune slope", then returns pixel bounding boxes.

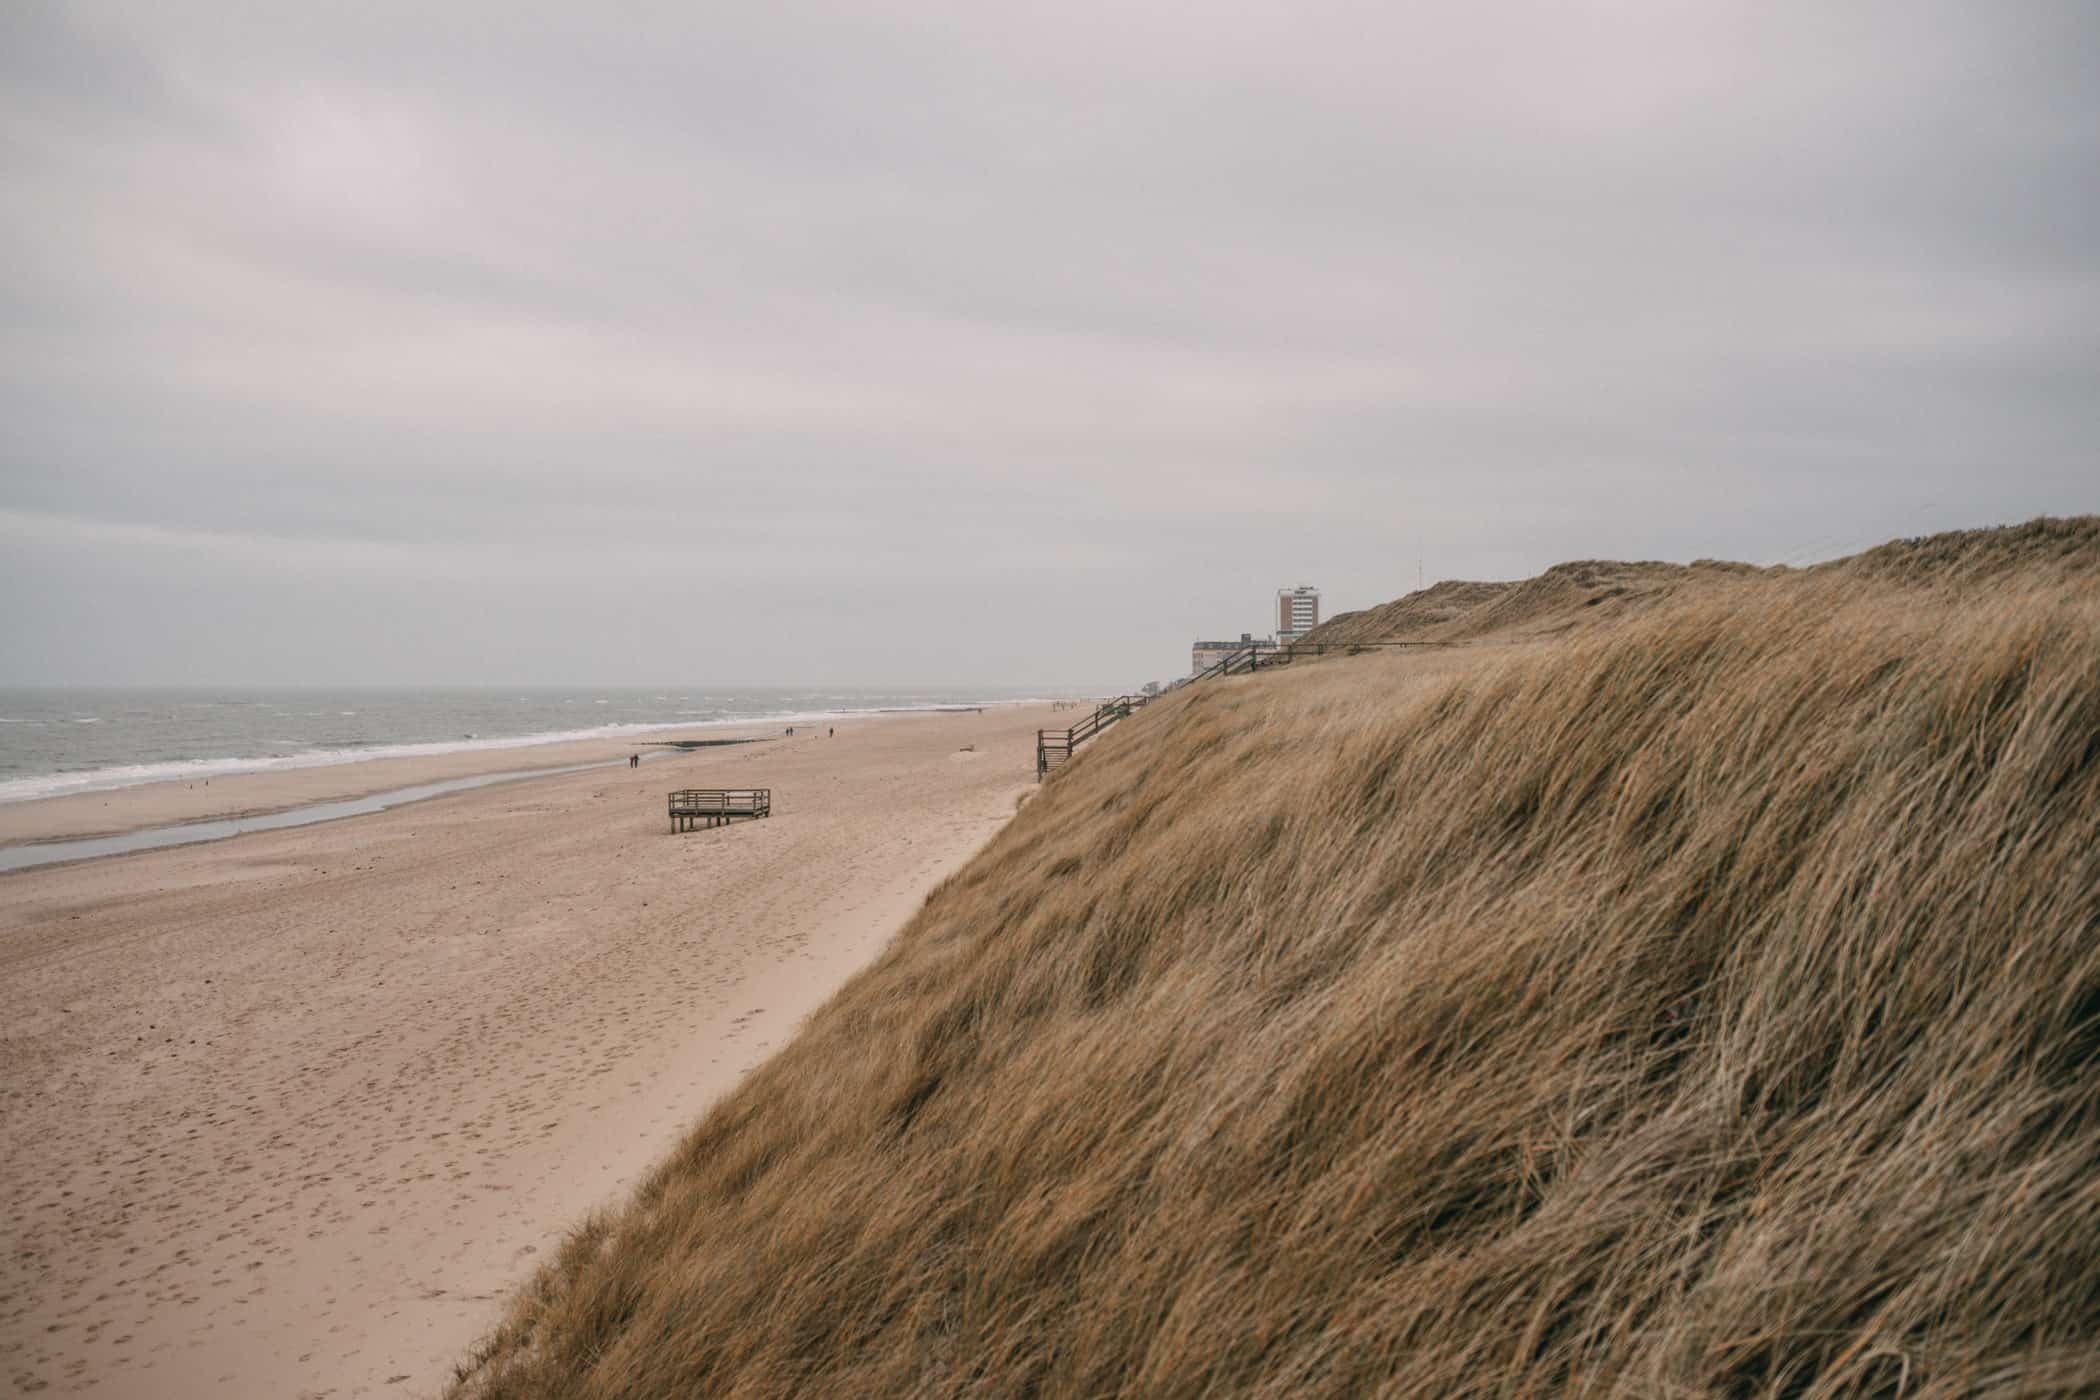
[452,520,2100,1398]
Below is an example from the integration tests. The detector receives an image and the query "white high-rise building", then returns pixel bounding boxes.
[1276,585,1320,643]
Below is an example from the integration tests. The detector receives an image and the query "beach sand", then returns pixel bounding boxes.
[0,704,1048,1397]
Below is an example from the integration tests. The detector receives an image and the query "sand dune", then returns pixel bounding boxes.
[0,705,1047,1397]
[448,522,2100,1399]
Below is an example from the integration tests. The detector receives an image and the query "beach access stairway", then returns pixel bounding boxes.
[1036,639,1446,780]
[669,788,771,832]
[1036,696,1145,779]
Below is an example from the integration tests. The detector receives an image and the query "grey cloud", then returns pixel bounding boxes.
[2,0,2095,686]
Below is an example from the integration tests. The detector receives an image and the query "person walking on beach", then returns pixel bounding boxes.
[828,726,834,738]
[629,753,638,769]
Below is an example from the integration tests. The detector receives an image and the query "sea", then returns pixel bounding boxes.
[0,686,1049,806]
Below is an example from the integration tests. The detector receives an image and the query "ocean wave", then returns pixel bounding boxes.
[0,699,1038,806]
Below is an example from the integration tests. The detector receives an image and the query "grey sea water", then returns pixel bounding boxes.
[0,687,1047,805]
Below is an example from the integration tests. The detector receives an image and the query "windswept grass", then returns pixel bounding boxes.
[453,520,2100,1398]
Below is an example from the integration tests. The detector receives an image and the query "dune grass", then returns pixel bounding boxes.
[451,521,2099,1397]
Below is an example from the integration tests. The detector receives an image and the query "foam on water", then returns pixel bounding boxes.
[0,723,707,803]
[0,690,1055,807]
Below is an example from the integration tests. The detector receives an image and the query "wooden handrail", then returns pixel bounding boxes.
[1040,638,1448,779]
[1036,693,1153,779]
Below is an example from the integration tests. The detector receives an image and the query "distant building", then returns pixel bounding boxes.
[1187,586,1318,677]
[1192,633,1264,676]
[1276,585,1321,645]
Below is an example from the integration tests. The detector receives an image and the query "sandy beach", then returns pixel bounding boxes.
[0,704,1048,1397]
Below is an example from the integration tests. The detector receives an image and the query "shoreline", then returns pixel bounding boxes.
[0,752,692,874]
[0,697,1049,811]
[0,703,1037,847]
[0,743,730,860]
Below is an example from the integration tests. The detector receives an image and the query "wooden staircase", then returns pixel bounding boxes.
[1037,639,1448,781]
[1036,695,1145,779]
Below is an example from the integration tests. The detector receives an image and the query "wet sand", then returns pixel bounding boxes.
[0,705,1046,1397]
[0,726,786,846]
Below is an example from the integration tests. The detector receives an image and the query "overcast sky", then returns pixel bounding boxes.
[3,1,2095,688]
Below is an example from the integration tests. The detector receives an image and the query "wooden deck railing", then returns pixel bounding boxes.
[668,788,772,831]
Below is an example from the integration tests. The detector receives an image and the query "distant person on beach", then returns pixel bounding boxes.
[828,727,834,737]
[629,753,638,768]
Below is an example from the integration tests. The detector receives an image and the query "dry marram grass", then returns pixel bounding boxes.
[451,519,2100,1398]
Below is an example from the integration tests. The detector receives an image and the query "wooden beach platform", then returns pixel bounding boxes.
[668,788,771,832]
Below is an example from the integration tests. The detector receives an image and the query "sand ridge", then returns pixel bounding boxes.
[0,705,1048,1397]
